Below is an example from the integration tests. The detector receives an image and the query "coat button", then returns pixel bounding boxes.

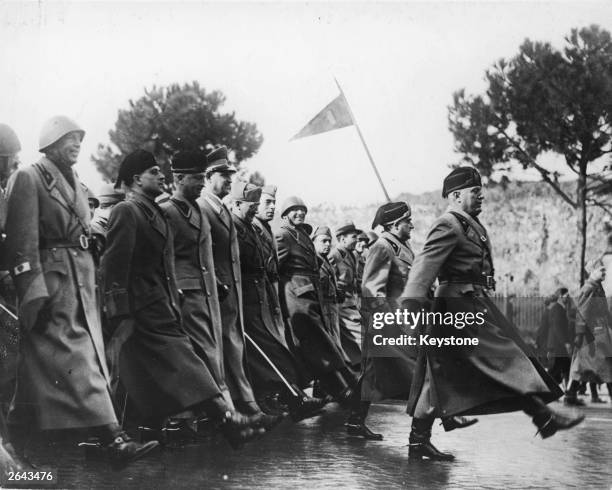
[72,251,77,257]
[201,267,206,271]
[166,276,170,281]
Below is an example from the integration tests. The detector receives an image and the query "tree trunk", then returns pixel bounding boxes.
[578,161,588,286]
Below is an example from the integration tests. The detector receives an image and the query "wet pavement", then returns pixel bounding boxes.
[3,396,612,489]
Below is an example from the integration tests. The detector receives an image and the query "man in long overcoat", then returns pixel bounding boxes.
[329,222,363,367]
[276,196,357,404]
[5,117,157,464]
[231,183,324,420]
[197,147,259,415]
[102,150,266,450]
[402,167,582,461]
[312,226,345,356]
[160,151,233,410]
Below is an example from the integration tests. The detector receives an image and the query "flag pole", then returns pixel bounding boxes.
[334,78,391,202]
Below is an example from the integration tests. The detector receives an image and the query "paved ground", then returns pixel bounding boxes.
[3,395,611,489]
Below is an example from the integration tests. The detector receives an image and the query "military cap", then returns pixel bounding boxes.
[335,221,362,238]
[230,181,262,203]
[98,183,125,205]
[311,225,332,239]
[205,146,236,174]
[115,149,157,189]
[280,196,308,217]
[86,187,99,208]
[366,231,379,246]
[261,185,277,197]
[442,166,482,198]
[371,202,411,229]
[171,150,207,174]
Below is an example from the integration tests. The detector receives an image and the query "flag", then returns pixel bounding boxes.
[291,94,354,140]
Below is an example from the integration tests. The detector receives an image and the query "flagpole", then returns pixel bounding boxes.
[334,78,391,202]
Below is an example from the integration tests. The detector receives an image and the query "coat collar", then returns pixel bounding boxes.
[131,192,167,238]
[281,222,316,257]
[36,157,89,225]
[202,190,231,230]
[170,195,200,230]
[447,207,492,256]
[380,231,414,263]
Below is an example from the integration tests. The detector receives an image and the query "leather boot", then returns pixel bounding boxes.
[288,394,327,422]
[532,408,585,439]
[106,432,160,468]
[219,411,266,450]
[408,418,454,461]
[345,401,383,440]
[441,415,479,432]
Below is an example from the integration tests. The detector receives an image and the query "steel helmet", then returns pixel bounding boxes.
[38,115,85,152]
[280,196,308,217]
[0,123,21,156]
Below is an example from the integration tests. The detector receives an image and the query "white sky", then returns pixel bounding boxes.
[1,1,611,205]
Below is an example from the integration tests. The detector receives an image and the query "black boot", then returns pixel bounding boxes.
[288,394,327,422]
[106,432,160,468]
[345,401,383,441]
[219,411,266,450]
[564,381,586,406]
[441,416,479,432]
[408,418,454,461]
[532,408,585,439]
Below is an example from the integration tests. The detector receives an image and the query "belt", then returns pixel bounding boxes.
[439,274,496,290]
[40,235,90,251]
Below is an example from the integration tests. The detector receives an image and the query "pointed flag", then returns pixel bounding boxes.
[291,94,354,140]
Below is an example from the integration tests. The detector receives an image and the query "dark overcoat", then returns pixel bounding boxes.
[275,222,347,374]
[317,253,345,354]
[197,192,255,403]
[5,157,116,429]
[329,245,362,366]
[253,217,287,342]
[161,196,232,406]
[361,231,417,402]
[233,214,308,390]
[102,192,220,419]
[404,209,562,418]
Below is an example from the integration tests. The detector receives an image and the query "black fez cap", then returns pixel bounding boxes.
[335,221,362,238]
[205,146,236,174]
[115,149,157,189]
[171,150,207,174]
[442,167,482,198]
[371,202,411,229]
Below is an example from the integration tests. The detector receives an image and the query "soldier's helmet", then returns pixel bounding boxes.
[0,123,21,156]
[39,115,85,152]
[280,196,308,217]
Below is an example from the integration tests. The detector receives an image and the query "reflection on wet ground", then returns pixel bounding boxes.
[6,397,612,489]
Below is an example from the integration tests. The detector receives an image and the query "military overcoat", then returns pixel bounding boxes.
[161,195,232,406]
[403,209,562,417]
[233,214,308,390]
[275,222,347,374]
[361,231,417,402]
[197,192,255,403]
[102,192,220,419]
[5,157,116,429]
[329,245,362,366]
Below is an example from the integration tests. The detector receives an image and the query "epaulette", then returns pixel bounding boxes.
[33,163,55,189]
[383,236,400,255]
[448,211,470,235]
